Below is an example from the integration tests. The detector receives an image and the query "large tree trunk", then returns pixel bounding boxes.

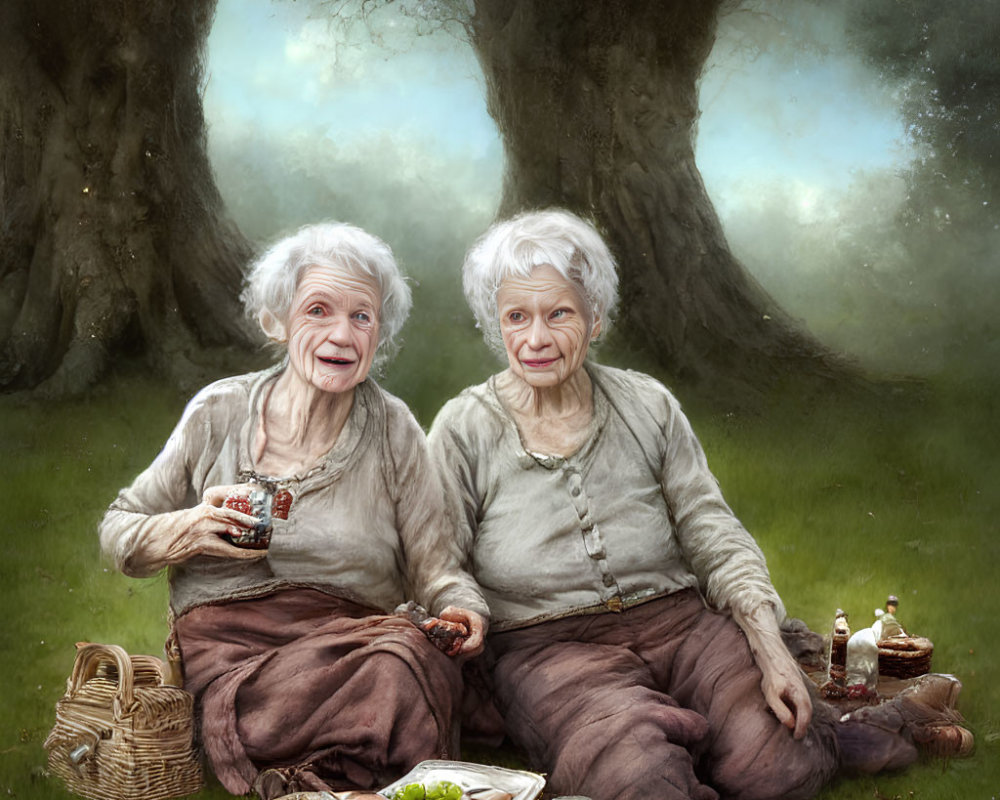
[470,0,838,391]
[0,0,262,397]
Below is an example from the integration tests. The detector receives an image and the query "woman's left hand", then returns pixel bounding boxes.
[755,644,813,739]
[732,604,813,739]
[438,606,487,658]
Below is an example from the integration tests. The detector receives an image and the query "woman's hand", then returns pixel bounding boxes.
[438,606,487,658]
[732,604,813,739]
[755,641,813,739]
[126,484,267,572]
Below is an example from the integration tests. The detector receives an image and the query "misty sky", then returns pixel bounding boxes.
[204,0,906,215]
[203,0,989,376]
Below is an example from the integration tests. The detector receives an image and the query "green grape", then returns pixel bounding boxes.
[392,782,426,800]
[426,780,463,800]
[393,778,464,800]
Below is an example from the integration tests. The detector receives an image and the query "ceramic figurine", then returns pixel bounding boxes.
[874,594,905,640]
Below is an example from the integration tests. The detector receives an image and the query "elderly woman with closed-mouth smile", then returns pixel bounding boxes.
[100,222,488,800]
[428,209,969,800]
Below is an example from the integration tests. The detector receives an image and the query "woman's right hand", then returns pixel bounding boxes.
[130,484,267,570]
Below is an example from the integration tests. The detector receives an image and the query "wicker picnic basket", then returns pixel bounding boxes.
[44,642,203,800]
[878,635,934,679]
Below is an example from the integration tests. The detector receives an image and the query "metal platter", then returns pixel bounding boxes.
[379,760,545,800]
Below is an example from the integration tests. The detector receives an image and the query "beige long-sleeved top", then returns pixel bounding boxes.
[427,362,784,632]
[100,367,488,620]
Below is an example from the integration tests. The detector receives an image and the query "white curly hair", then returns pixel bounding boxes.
[462,209,619,354]
[241,221,412,366]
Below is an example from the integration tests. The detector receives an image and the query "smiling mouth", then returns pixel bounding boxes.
[522,358,559,368]
[319,356,354,366]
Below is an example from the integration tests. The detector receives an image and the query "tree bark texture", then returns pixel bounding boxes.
[0,0,261,396]
[470,0,836,390]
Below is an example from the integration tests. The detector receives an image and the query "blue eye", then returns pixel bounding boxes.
[353,311,373,324]
[307,305,325,317]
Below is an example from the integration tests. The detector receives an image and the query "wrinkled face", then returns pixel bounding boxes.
[496,264,599,390]
[284,264,381,395]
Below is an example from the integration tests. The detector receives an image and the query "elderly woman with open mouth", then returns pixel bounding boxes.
[428,209,970,800]
[100,222,488,800]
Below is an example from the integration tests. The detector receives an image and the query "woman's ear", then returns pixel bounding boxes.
[591,316,603,340]
[258,309,287,342]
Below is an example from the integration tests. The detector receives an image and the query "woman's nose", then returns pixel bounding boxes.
[526,316,550,349]
[325,315,352,343]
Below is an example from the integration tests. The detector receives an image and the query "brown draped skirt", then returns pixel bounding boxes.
[487,589,842,800]
[174,587,462,796]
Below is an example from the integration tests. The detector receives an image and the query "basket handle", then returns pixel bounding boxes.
[69,642,136,715]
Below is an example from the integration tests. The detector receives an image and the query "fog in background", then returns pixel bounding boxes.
[204,0,999,384]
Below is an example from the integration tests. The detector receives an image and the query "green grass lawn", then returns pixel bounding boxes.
[1,359,997,799]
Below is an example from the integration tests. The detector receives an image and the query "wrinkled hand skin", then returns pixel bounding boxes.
[126,484,268,573]
[437,606,487,658]
[395,602,487,658]
[733,604,814,739]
